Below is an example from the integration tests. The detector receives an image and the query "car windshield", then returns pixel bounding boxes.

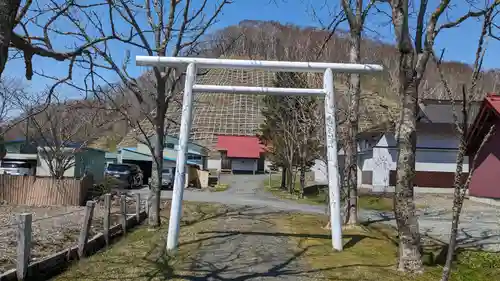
[162,169,171,174]
[106,164,130,172]
[1,162,30,168]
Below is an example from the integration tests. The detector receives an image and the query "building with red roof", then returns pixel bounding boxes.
[215,135,266,174]
[466,93,500,199]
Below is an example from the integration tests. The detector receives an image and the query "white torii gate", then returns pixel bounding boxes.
[135,56,383,252]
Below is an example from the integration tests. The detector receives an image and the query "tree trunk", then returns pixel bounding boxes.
[147,69,168,228]
[394,70,423,273]
[148,116,164,228]
[441,141,467,281]
[343,28,361,226]
[286,167,294,194]
[299,167,305,199]
[0,0,20,79]
[281,167,287,189]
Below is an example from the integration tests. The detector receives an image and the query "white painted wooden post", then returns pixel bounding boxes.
[167,63,197,251]
[16,213,32,280]
[324,68,343,251]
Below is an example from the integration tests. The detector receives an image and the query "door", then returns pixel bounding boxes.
[231,158,255,171]
[221,151,231,170]
[257,154,265,172]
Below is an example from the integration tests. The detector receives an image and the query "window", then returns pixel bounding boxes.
[1,161,31,168]
[166,143,175,149]
[106,164,131,172]
[187,154,202,160]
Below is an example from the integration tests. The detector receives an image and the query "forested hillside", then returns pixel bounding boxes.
[6,20,499,150]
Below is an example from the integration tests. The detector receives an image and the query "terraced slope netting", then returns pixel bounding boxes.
[118,67,397,152]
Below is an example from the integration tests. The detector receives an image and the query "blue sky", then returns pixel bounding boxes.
[4,0,499,98]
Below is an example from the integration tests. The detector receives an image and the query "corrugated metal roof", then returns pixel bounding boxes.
[216,135,263,158]
[466,93,500,154]
[117,148,198,165]
[418,100,481,125]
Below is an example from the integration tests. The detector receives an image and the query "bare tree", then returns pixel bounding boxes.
[0,77,21,124]
[0,0,22,78]
[0,0,115,80]
[21,98,116,178]
[261,94,299,194]
[339,0,376,226]
[383,0,499,273]
[59,0,231,227]
[0,1,121,164]
[294,96,322,197]
[0,77,53,159]
[433,7,498,281]
[0,76,19,159]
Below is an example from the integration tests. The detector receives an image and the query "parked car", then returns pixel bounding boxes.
[161,168,174,189]
[0,161,34,176]
[104,163,143,189]
[147,167,175,190]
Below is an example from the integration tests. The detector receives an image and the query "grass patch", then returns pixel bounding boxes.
[264,184,327,205]
[358,193,394,211]
[263,175,426,211]
[263,175,327,205]
[53,202,231,281]
[211,183,229,192]
[276,212,500,281]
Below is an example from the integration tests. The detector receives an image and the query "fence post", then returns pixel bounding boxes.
[16,213,32,280]
[135,193,141,223]
[103,194,111,246]
[78,201,95,258]
[120,195,127,234]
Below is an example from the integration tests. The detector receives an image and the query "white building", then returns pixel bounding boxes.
[312,99,480,192]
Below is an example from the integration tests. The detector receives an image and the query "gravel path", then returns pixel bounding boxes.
[190,207,313,280]
[133,174,500,252]
[134,175,325,214]
[366,194,500,251]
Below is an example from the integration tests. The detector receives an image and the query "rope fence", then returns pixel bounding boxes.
[0,210,85,229]
[0,193,147,280]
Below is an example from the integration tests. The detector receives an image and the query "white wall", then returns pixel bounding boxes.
[371,146,396,191]
[264,160,272,171]
[207,159,221,171]
[311,154,346,185]
[36,156,75,178]
[366,129,468,190]
[415,149,469,172]
[163,160,176,168]
[136,143,150,155]
[311,159,328,184]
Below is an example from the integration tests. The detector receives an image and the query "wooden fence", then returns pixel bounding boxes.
[0,175,91,206]
[0,194,146,281]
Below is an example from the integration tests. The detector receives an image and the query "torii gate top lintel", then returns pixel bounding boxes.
[136,55,383,74]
